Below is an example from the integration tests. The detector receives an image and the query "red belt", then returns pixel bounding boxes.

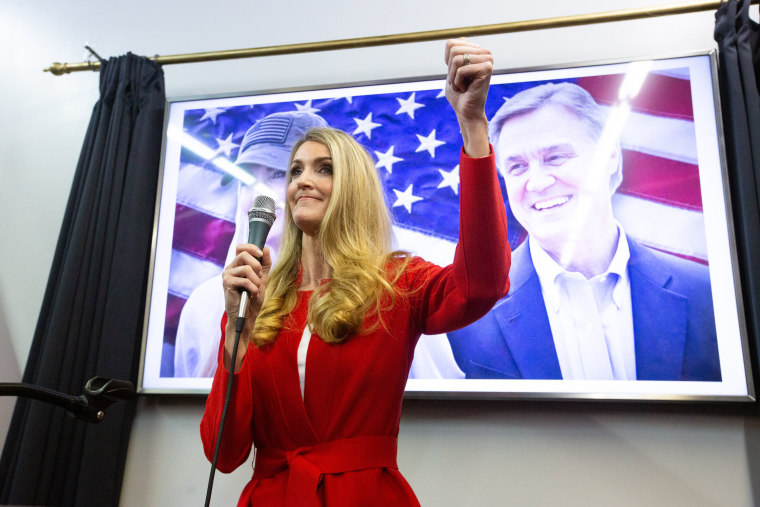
[253,435,398,506]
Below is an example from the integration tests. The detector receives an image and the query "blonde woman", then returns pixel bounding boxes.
[201,38,511,506]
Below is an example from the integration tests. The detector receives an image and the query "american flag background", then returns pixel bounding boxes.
[155,62,707,379]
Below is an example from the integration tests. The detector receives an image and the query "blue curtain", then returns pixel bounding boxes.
[0,53,165,506]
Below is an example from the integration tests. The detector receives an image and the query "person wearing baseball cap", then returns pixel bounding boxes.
[175,110,328,378]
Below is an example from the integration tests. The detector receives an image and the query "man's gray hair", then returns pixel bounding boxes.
[489,82,623,193]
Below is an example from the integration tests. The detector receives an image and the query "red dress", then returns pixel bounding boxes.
[200,148,510,506]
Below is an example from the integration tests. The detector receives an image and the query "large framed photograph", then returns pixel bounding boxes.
[139,51,755,401]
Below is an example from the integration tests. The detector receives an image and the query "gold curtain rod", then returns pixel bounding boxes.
[44,0,745,76]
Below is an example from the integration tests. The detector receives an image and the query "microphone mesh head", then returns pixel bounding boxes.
[248,195,276,226]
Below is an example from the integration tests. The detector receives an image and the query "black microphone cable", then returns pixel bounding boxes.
[204,317,246,507]
[204,195,276,507]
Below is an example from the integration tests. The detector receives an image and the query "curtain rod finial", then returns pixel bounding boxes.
[44,61,100,76]
[44,62,68,76]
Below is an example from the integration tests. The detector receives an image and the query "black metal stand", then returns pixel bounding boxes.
[0,376,135,424]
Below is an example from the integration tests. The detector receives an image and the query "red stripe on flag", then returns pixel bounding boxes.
[172,204,235,265]
[577,73,694,121]
[619,150,702,211]
[164,293,186,347]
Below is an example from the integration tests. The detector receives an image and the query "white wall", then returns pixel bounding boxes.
[1,1,758,505]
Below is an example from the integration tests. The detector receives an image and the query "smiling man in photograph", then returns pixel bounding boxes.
[447,81,721,381]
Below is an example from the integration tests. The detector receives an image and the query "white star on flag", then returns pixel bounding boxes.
[436,88,446,99]
[295,100,321,114]
[375,146,404,173]
[200,108,224,124]
[214,133,240,158]
[437,165,460,194]
[416,129,445,157]
[392,184,423,213]
[353,113,381,139]
[395,92,425,119]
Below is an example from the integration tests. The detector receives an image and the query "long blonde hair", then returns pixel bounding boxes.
[251,128,410,347]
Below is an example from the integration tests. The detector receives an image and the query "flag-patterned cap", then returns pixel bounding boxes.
[229,111,328,184]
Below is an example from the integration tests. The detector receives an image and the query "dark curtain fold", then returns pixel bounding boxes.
[0,53,165,506]
[714,0,760,393]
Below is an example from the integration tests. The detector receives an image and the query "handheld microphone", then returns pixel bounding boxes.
[207,195,276,507]
[237,195,277,325]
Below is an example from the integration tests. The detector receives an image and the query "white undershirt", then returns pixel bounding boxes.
[297,326,311,399]
[530,227,636,381]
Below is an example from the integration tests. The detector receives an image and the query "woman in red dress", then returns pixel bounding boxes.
[201,38,511,506]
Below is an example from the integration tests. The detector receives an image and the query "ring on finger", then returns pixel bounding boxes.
[463,53,471,66]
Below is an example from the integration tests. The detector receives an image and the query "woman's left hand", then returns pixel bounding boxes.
[444,38,493,157]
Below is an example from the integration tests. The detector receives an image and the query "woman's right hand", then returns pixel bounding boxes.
[221,244,272,371]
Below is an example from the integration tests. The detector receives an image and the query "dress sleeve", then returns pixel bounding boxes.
[408,146,511,334]
[199,313,255,473]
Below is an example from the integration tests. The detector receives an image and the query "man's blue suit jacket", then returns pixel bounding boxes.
[447,238,721,381]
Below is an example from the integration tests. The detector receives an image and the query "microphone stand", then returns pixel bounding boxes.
[0,376,135,424]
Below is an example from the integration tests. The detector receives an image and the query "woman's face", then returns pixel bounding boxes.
[287,141,334,235]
